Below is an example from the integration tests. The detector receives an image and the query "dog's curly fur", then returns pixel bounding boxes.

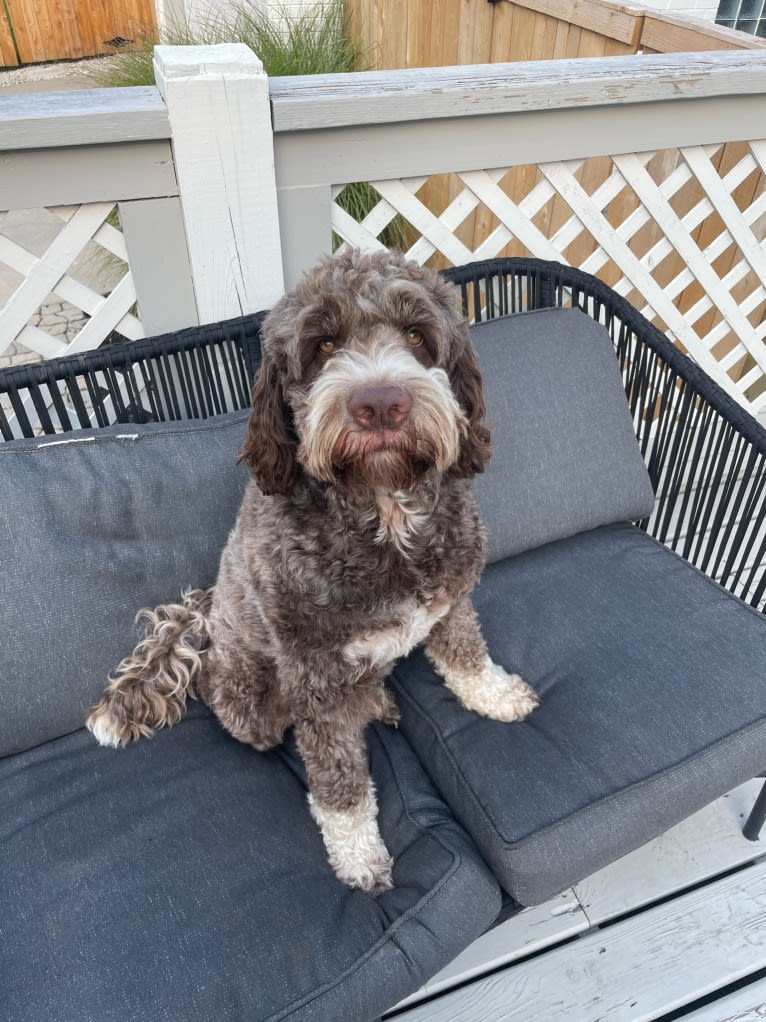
[87,248,538,892]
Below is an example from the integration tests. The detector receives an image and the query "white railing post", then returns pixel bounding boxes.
[154,44,285,322]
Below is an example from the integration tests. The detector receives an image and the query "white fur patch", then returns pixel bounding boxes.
[433,654,540,722]
[86,707,125,749]
[343,599,450,669]
[309,782,393,891]
[375,491,430,553]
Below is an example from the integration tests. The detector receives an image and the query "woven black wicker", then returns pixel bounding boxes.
[0,313,264,441]
[2,258,765,611]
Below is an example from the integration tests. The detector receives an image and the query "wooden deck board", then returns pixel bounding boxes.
[392,856,766,1022]
[386,782,766,1021]
[681,975,766,1021]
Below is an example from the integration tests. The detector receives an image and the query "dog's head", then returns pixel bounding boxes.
[241,248,490,495]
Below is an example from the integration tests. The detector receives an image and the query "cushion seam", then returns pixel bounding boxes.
[393,670,766,852]
[0,411,249,454]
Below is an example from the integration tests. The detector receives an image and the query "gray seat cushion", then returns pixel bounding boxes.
[0,704,500,1022]
[470,309,656,563]
[391,523,766,906]
[0,412,249,757]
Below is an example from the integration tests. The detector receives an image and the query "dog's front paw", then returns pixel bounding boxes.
[309,787,395,894]
[444,658,540,723]
[333,847,394,894]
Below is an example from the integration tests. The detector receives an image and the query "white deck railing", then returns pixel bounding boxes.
[2,45,766,419]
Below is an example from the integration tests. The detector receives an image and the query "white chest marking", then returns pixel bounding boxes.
[343,600,450,669]
[375,493,430,554]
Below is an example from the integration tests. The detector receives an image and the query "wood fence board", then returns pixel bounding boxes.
[4,0,43,64]
[4,0,156,63]
[507,5,537,60]
[439,0,461,69]
[0,5,18,66]
[489,0,516,62]
[640,10,766,52]
[531,11,561,61]
[509,0,644,46]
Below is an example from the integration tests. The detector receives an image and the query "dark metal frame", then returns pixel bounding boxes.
[2,256,764,838]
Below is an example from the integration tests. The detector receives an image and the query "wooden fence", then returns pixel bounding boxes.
[0,0,156,67]
[348,0,766,68]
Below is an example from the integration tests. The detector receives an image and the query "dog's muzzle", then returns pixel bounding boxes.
[295,342,466,485]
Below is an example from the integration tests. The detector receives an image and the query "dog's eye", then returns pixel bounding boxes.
[317,339,337,355]
[405,328,424,347]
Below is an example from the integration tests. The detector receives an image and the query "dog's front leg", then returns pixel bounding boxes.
[425,595,539,722]
[293,680,394,893]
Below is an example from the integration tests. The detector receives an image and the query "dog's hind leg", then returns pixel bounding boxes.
[86,588,213,748]
[425,594,539,723]
[200,645,293,753]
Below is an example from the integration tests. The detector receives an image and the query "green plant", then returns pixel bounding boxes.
[88,0,361,86]
[334,181,410,252]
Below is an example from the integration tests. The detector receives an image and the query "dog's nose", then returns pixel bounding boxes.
[347,384,413,430]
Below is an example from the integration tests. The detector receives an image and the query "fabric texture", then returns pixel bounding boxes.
[469,308,655,562]
[0,412,250,757]
[0,704,500,1022]
[391,522,766,905]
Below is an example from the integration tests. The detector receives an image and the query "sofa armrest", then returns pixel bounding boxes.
[0,311,265,440]
[443,258,766,612]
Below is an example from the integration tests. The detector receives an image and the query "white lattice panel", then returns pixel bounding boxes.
[0,203,145,368]
[331,140,766,415]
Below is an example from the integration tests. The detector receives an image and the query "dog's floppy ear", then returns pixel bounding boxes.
[425,271,491,479]
[450,338,491,478]
[239,352,298,495]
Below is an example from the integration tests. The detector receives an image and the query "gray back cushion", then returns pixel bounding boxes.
[471,308,655,562]
[0,412,249,757]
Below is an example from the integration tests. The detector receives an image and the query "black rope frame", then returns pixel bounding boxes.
[0,313,265,442]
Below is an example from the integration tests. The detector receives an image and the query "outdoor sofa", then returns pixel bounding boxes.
[1,258,765,1022]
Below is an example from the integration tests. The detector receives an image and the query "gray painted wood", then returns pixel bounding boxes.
[680,976,766,1022]
[0,142,178,212]
[274,96,766,191]
[276,184,333,292]
[269,51,766,131]
[118,197,198,334]
[0,88,170,151]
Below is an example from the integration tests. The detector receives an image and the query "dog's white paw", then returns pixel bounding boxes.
[443,657,540,722]
[309,784,394,893]
[86,702,129,748]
